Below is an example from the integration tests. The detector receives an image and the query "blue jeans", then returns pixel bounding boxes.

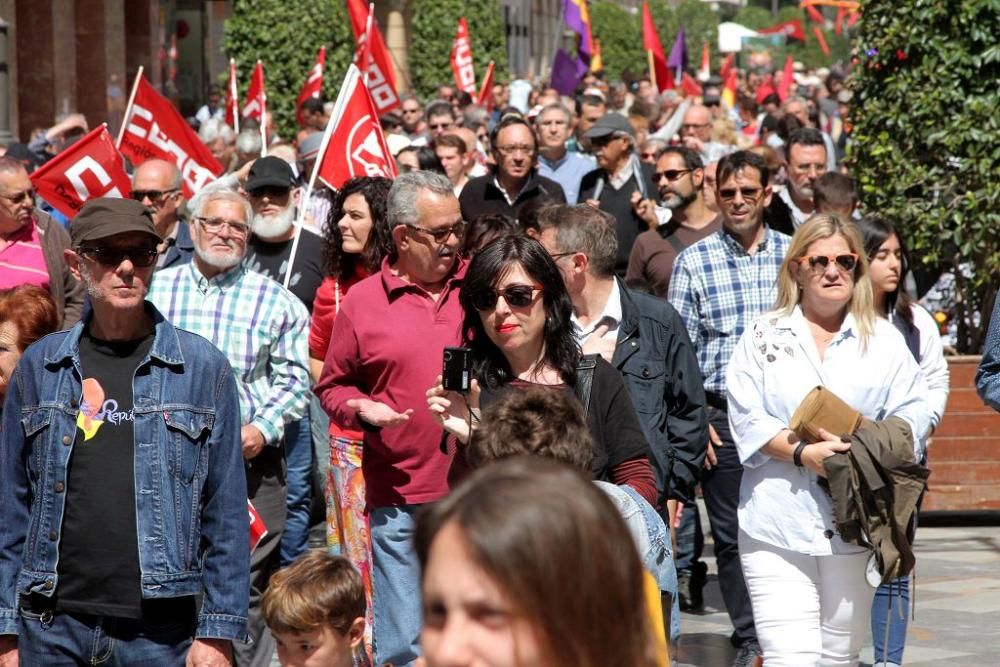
[18,607,192,666]
[871,574,909,667]
[673,499,704,573]
[370,505,422,667]
[280,410,314,566]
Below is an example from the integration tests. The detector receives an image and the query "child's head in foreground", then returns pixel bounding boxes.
[262,550,366,667]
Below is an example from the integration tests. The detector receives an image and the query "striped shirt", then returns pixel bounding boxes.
[668,226,790,395]
[147,261,310,444]
[0,222,50,290]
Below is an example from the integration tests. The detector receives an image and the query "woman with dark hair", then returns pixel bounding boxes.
[310,175,392,655]
[416,456,660,667]
[395,146,445,175]
[459,213,519,258]
[427,235,658,506]
[857,216,949,667]
[0,285,58,409]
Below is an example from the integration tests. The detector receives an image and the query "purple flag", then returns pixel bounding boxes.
[551,48,586,96]
[563,0,593,62]
[668,26,688,74]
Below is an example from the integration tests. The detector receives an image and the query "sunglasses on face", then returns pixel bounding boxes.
[248,186,290,200]
[78,246,159,268]
[0,188,35,204]
[469,284,543,311]
[130,189,179,203]
[654,169,693,182]
[796,253,859,272]
[718,187,763,202]
[406,222,467,243]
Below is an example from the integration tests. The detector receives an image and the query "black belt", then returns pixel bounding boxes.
[705,392,728,412]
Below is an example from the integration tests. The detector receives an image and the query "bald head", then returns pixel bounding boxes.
[682,105,713,142]
[132,159,184,234]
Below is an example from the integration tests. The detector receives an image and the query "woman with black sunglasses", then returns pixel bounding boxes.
[427,234,658,506]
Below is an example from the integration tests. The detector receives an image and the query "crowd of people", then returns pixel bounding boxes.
[1,54,999,667]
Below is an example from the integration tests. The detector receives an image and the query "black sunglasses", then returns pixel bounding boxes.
[130,189,179,203]
[78,246,159,268]
[654,169,693,182]
[248,185,291,199]
[796,253,859,272]
[469,284,542,311]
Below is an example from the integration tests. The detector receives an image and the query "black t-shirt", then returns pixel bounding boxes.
[56,328,153,618]
[244,227,325,312]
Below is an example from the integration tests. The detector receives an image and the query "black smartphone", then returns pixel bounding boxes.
[442,346,471,393]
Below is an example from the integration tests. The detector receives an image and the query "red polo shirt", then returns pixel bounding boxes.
[316,257,467,508]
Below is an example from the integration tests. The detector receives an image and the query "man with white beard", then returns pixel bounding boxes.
[147,190,310,667]
[241,156,324,312]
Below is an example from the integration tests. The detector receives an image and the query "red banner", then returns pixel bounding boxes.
[719,52,735,80]
[242,61,266,122]
[248,500,267,552]
[450,18,477,94]
[297,46,326,127]
[225,59,239,131]
[315,64,397,191]
[680,72,703,98]
[777,55,795,101]
[642,1,674,92]
[346,0,400,115]
[30,125,130,219]
[119,75,223,197]
[477,61,495,113]
[758,19,807,43]
[813,26,831,55]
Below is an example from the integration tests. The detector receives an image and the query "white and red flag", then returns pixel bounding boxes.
[313,63,397,191]
[248,500,267,553]
[31,125,130,219]
[242,60,266,122]
[346,0,400,114]
[118,71,223,197]
[477,61,496,113]
[450,18,477,94]
[296,46,326,127]
[225,58,239,132]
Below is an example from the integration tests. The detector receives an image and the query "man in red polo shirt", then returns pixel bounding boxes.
[316,171,466,667]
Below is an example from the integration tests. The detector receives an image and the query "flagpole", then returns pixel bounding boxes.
[647,50,657,92]
[230,58,240,135]
[117,66,144,149]
[257,61,267,157]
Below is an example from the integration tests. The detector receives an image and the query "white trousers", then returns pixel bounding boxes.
[739,530,874,667]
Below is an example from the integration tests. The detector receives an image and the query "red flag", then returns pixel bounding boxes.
[119,74,223,197]
[242,61,265,122]
[477,61,495,113]
[315,64,397,191]
[248,500,267,552]
[755,75,777,104]
[451,18,476,95]
[224,59,239,132]
[698,42,711,80]
[296,46,326,127]
[813,26,831,55]
[758,19,807,43]
[719,53,735,80]
[641,1,674,92]
[777,55,795,101]
[834,7,845,35]
[721,68,738,109]
[346,0,400,114]
[30,125,130,219]
[805,5,825,24]
[847,9,860,27]
[681,72,703,97]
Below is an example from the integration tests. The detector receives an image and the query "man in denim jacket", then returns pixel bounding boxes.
[0,198,249,667]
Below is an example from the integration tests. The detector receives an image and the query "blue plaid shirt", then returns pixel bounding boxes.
[147,262,310,444]
[667,226,791,395]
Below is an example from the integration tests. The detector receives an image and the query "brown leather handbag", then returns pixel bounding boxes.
[789,386,866,443]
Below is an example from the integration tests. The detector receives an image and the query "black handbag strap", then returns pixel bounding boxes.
[575,354,599,416]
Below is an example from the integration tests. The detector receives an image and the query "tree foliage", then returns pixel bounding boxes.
[407,0,508,99]
[225,0,354,140]
[850,0,999,352]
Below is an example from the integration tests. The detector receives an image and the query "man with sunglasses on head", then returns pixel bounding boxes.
[0,157,85,328]
[666,150,791,667]
[0,198,250,667]
[316,171,467,667]
[131,159,192,270]
[148,190,310,667]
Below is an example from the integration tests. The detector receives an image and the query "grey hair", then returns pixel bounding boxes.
[536,103,572,125]
[193,189,252,225]
[386,171,456,228]
[199,118,236,144]
[235,129,262,155]
[463,106,489,129]
[536,204,618,279]
[641,137,669,155]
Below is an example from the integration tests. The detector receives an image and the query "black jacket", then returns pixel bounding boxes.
[459,171,566,224]
[764,193,797,237]
[578,161,658,275]
[612,281,708,503]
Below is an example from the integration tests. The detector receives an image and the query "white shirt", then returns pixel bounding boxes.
[571,279,623,344]
[726,307,929,555]
[897,304,950,434]
[778,187,809,228]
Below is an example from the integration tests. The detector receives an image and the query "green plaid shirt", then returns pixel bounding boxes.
[148,262,310,444]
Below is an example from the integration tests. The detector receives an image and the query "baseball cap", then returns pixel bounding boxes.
[245,156,296,191]
[297,132,324,161]
[71,198,161,247]
[584,112,635,140]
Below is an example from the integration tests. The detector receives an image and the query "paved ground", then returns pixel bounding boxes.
[673,509,1000,666]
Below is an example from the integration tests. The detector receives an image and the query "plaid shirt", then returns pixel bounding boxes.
[147,262,310,444]
[668,226,791,395]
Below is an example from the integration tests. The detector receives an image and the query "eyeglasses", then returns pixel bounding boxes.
[194,216,250,238]
[469,284,543,311]
[718,187,763,203]
[654,169,693,182]
[0,188,35,204]
[248,186,291,199]
[130,188,179,203]
[796,253,859,273]
[548,251,577,261]
[402,107,422,115]
[406,221,466,243]
[77,246,159,268]
[429,123,454,131]
[681,123,711,131]
[496,144,535,157]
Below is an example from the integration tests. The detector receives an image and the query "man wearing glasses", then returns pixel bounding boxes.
[410,101,457,148]
[1,198,250,666]
[399,94,427,140]
[667,151,790,667]
[681,104,736,165]
[316,172,466,667]
[459,114,566,224]
[148,190,310,667]
[0,157,85,328]
[131,159,191,270]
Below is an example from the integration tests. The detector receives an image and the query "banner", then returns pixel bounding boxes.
[642,1,674,92]
[296,46,327,127]
[450,18,476,94]
[119,75,223,197]
[758,19,807,43]
[30,125,130,219]
[477,61,496,113]
[314,64,397,191]
[777,55,795,101]
[248,500,267,552]
[225,58,239,132]
[346,0,400,114]
[242,61,266,122]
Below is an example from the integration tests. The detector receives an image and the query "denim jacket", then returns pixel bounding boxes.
[0,305,250,641]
